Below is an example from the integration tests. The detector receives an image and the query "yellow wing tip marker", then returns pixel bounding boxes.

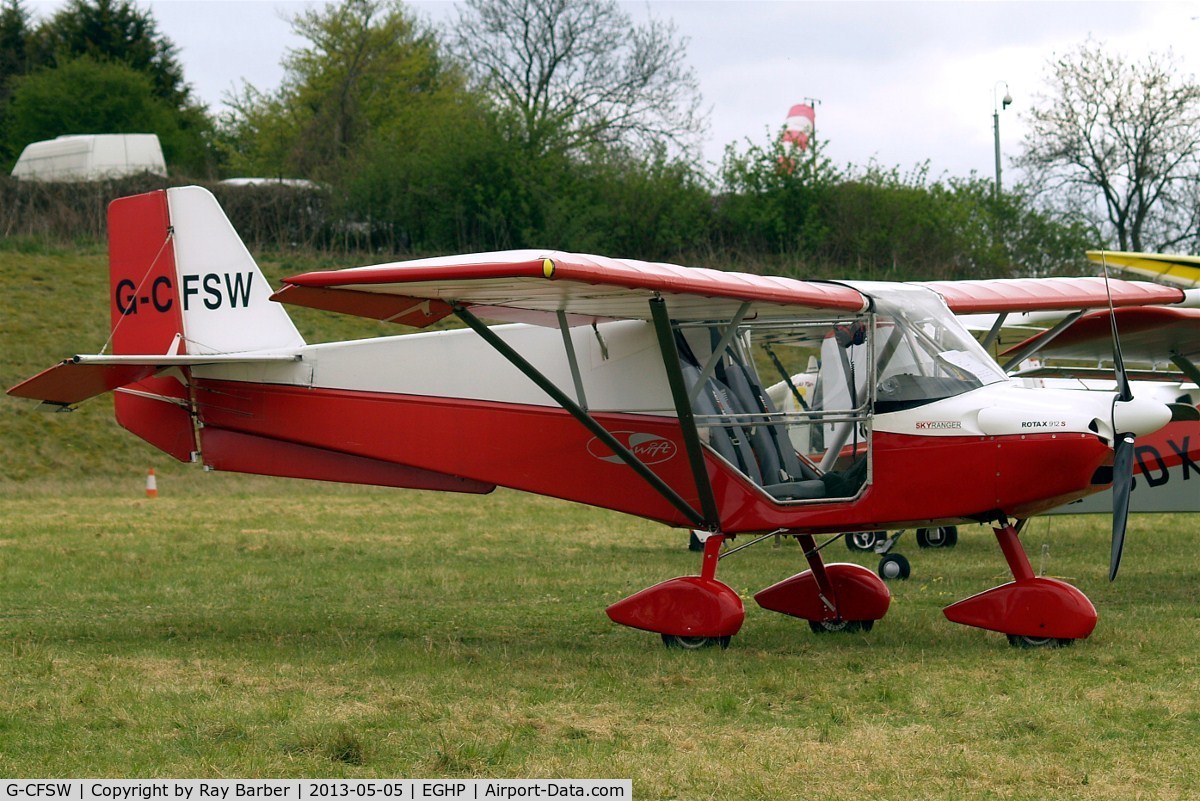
[542,258,555,279]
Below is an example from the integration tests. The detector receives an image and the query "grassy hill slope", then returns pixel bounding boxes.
[0,239,400,485]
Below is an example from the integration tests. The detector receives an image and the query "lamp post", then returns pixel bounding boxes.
[993,81,1012,198]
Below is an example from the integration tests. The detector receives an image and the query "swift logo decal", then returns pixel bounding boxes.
[588,432,678,465]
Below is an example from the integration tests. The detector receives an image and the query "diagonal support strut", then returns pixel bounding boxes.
[452,303,706,528]
[648,296,721,530]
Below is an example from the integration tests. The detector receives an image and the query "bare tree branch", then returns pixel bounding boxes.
[1016,40,1200,252]
[450,0,707,158]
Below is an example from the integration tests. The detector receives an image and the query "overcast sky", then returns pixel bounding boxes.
[29,0,1200,184]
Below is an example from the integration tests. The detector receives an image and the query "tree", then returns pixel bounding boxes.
[220,0,468,179]
[2,55,180,156]
[716,131,839,258]
[30,0,188,105]
[0,0,31,84]
[218,0,521,252]
[1016,40,1200,252]
[0,0,32,163]
[449,0,706,158]
[7,0,216,175]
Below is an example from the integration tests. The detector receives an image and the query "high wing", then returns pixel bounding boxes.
[272,250,870,324]
[1087,250,1200,289]
[273,253,1185,326]
[918,277,1188,379]
[918,276,1184,313]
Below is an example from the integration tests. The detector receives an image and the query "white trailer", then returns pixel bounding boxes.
[11,134,166,181]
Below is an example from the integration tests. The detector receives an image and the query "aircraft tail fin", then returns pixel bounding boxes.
[106,186,304,460]
[108,186,304,357]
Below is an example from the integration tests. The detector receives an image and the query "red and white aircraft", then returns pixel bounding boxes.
[843,259,1200,576]
[992,251,1200,518]
[9,187,1194,648]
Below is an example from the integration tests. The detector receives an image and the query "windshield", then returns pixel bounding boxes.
[868,286,1008,411]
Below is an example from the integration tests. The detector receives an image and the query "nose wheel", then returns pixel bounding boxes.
[877,552,910,581]
[944,519,1097,646]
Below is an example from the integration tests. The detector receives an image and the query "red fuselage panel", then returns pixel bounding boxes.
[193,379,1113,533]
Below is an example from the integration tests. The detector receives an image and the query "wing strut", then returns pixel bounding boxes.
[1000,311,1083,372]
[451,303,708,529]
[556,310,588,410]
[980,312,1008,352]
[1170,352,1200,388]
[648,297,721,530]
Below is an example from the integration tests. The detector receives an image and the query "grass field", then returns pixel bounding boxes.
[2,472,1200,797]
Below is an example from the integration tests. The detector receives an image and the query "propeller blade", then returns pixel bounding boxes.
[1110,433,1135,582]
[1105,309,1135,406]
[1168,403,1200,423]
[1099,253,1134,403]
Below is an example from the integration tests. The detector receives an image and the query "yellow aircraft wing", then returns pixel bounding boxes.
[1087,250,1200,289]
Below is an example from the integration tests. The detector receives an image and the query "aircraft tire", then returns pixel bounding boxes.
[661,634,731,650]
[916,526,958,548]
[807,619,873,634]
[877,553,910,581]
[1006,634,1075,649]
[846,531,884,551]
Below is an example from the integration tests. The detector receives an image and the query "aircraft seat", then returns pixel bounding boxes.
[681,363,763,486]
[682,359,828,501]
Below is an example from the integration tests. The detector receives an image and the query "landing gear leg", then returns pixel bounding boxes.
[943,518,1097,646]
[607,534,745,648]
[755,533,891,633]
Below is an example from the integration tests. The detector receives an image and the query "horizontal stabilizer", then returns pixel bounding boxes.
[9,361,160,406]
[7,353,301,406]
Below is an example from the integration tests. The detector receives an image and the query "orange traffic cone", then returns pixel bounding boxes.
[146,468,158,498]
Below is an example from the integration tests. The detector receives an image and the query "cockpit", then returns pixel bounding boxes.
[674,284,1009,503]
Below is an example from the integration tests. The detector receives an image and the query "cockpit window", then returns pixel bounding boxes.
[870,288,1007,412]
[677,313,873,504]
[672,285,1004,503]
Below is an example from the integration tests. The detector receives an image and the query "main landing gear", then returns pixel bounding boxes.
[607,535,746,648]
[607,532,892,649]
[613,519,1094,649]
[943,518,1097,648]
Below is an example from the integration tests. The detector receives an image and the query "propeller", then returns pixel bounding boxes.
[1104,254,1135,582]
[1089,253,1187,579]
